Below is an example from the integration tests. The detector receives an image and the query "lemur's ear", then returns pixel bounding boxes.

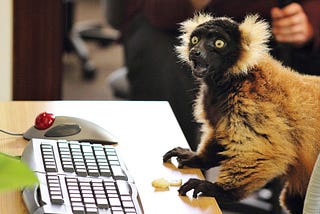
[175,13,214,63]
[231,14,271,74]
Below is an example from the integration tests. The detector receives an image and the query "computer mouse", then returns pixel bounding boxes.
[23,112,118,144]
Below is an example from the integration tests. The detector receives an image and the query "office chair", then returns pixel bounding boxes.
[103,0,130,99]
[107,66,130,99]
[64,0,118,79]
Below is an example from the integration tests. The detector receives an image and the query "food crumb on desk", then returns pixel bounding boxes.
[152,178,182,191]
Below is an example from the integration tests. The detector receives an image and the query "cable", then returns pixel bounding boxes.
[0,129,24,136]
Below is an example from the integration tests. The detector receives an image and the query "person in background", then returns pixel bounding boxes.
[120,0,320,150]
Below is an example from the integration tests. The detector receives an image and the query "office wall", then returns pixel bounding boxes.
[0,0,12,100]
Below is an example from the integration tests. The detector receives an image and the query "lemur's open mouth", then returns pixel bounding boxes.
[192,61,209,78]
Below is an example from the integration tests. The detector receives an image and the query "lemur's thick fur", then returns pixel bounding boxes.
[163,14,320,214]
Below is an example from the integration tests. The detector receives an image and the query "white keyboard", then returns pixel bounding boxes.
[21,138,143,214]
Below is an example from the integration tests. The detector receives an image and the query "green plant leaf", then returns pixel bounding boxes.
[0,152,38,191]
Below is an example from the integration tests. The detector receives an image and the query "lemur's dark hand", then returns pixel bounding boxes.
[163,147,201,168]
[178,178,216,198]
[179,179,233,202]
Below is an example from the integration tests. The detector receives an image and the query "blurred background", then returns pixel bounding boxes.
[63,0,123,100]
[0,0,124,101]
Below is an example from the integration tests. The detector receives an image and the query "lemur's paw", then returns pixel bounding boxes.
[178,178,216,198]
[163,147,196,168]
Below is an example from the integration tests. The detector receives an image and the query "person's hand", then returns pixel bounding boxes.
[191,0,211,11]
[271,3,314,47]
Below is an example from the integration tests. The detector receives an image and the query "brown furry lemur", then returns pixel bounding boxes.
[163,13,320,214]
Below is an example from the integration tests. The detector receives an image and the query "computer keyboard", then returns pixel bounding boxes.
[21,138,143,214]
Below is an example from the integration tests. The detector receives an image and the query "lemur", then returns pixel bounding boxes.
[163,13,320,214]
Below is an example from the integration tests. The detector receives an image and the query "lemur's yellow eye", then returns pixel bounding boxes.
[191,36,199,45]
[215,39,225,48]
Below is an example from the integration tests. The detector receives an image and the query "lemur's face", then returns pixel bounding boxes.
[176,14,271,79]
[187,19,241,79]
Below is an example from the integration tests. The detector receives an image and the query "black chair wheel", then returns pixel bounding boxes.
[82,61,96,80]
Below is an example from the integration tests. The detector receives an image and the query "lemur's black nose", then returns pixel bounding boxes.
[189,48,207,68]
[189,48,201,59]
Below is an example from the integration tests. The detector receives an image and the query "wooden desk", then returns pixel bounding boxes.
[0,101,221,214]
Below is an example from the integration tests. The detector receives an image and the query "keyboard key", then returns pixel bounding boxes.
[121,195,131,201]
[84,155,95,160]
[82,146,93,153]
[76,169,88,176]
[85,203,97,208]
[106,189,118,195]
[96,198,109,209]
[107,193,119,198]
[70,144,81,149]
[88,165,99,170]
[112,212,125,214]
[68,185,80,190]
[51,195,64,205]
[84,159,96,163]
[63,164,74,172]
[110,160,120,166]
[100,169,112,177]
[85,207,98,214]
[69,193,81,198]
[117,181,131,196]
[83,197,95,204]
[111,165,127,180]
[81,189,93,194]
[61,157,72,162]
[44,157,55,162]
[80,186,92,191]
[70,197,82,202]
[91,180,103,186]
[92,145,104,150]
[72,202,83,207]
[125,207,137,213]
[49,187,62,192]
[86,162,97,166]
[48,183,60,188]
[107,154,118,160]
[88,169,100,176]
[95,193,107,199]
[97,162,109,167]
[72,206,85,214]
[44,164,57,172]
[104,181,116,189]
[42,148,53,153]
[60,150,71,155]
[82,193,94,198]
[74,155,85,162]
[92,187,104,192]
[69,189,81,194]
[74,164,86,171]
[109,197,122,207]
[123,201,135,208]
[45,161,56,167]
[112,206,125,213]
[58,141,69,147]
[94,151,105,156]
